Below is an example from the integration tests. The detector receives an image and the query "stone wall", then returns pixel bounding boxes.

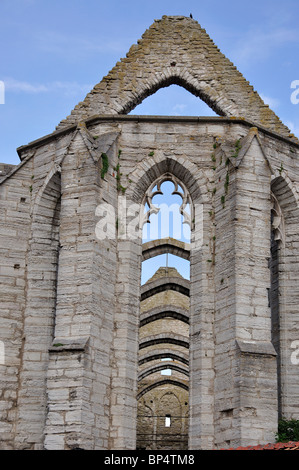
[0,114,298,449]
[56,16,297,146]
[1,14,299,450]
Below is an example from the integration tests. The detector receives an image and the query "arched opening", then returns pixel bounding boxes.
[129,84,219,117]
[122,75,225,117]
[15,170,61,448]
[270,191,283,417]
[136,175,191,450]
[270,176,299,421]
[31,171,61,340]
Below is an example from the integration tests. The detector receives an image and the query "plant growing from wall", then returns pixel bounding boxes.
[29,174,34,193]
[101,153,109,179]
[275,418,299,442]
[211,150,216,171]
[224,171,229,195]
[220,139,241,208]
[231,139,242,159]
[114,149,127,194]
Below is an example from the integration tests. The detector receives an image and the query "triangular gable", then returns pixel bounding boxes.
[226,127,275,174]
[75,122,120,164]
[56,15,296,143]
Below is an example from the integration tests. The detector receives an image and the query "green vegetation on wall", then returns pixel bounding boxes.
[276,418,299,442]
[101,153,109,179]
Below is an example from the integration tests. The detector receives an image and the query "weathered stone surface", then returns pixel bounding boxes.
[0,15,299,451]
[55,16,297,145]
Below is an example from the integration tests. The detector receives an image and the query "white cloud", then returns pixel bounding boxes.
[5,78,48,93]
[260,93,280,110]
[35,30,126,57]
[172,104,187,116]
[285,120,299,138]
[4,78,92,96]
[231,27,299,65]
[46,81,93,97]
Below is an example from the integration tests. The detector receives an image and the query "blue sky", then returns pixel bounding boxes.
[0,0,298,166]
[1,0,298,283]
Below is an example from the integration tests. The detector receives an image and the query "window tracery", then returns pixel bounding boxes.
[141,173,194,231]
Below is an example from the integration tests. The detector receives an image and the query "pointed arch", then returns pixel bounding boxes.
[139,351,189,367]
[135,154,198,450]
[137,380,189,400]
[142,238,190,262]
[125,151,209,208]
[270,173,299,419]
[32,164,62,218]
[139,334,189,351]
[15,169,62,448]
[119,71,226,117]
[57,16,295,143]
[136,401,154,450]
[138,363,189,381]
[140,305,189,326]
[141,276,190,300]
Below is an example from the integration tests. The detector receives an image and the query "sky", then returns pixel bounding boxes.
[0,0,298,282]
[0,0,298,166]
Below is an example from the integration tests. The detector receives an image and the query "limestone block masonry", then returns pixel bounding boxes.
[0,15,299,450]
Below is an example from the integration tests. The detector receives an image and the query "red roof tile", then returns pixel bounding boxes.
[220,441,299,450]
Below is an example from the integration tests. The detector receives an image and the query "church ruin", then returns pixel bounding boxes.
[1,15,299,450]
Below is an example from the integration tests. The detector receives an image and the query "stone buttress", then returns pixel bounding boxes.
[0,16,299,450]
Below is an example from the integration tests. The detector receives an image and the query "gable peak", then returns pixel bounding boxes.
[56,15,296,143]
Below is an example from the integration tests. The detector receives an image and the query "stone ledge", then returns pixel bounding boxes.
[49,337,89,352]
[236,339,277,357]
[16,114,299,161]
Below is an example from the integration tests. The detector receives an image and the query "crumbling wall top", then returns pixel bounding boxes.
[56,15,296,143]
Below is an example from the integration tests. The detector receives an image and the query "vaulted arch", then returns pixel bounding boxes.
[137,380,189,400]
[138,363,189,381]
[141,276,190,300]
[139,334,189,351]
[139,351,189,367]
[140,305,189,326]
[142,238,190,262]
